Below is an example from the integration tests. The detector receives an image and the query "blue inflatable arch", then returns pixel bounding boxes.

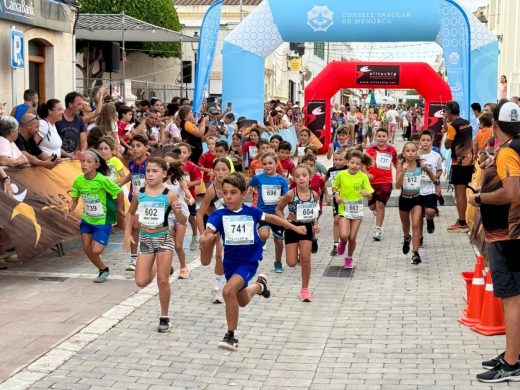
[222,0,498,124]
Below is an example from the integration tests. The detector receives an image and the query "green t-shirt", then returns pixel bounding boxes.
[71,172,122,225]
[333,170,374,217]
[107,156,125,181]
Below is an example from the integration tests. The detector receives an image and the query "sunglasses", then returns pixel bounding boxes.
[22,116,40,125]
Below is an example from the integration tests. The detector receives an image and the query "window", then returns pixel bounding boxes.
[29,39,46,102]
[314,42,325,60]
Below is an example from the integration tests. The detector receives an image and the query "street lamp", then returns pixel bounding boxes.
[190,31,199,99]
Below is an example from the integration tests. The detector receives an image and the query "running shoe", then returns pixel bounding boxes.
[125,257,136,272]
[157,317,171,333]
[482,352,520,370]
[311,237,318,254]
[330,245,337,256]
[419,235,424,248]
[411,253,422,265]
[476,360,520,383]
[211,289,224,304]
[438,194,445,206]
[447,221,469,233]
[300,288,312,302]
[218,331,238,351]
[343,257,353,269]
[93,267,110,283]
[190,235,198,251]
[426,219,435,234]
[274,261,284,273]
[337,240,346,255]
[373,227,382,241]
[256,274,270,298]
[402,236,411,255]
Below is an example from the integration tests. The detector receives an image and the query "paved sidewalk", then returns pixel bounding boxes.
[2,199,509,389]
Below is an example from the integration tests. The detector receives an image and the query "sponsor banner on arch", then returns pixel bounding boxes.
[306,100,327,147]
[356,65,400,86]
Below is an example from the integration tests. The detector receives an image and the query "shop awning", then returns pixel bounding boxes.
[76,13,198,42]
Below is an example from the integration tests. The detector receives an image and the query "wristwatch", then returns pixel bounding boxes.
[433,179,441,185]
[1,175,10,182]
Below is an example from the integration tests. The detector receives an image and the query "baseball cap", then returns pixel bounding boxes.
[494,101,520,133]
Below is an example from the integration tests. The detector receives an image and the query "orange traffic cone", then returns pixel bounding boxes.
[471,272,505,336]
[459,256,485,327]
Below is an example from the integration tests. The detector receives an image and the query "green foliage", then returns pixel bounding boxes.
[79,0,181,58]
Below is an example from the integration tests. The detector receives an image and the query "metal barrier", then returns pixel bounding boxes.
[76,78,194,104]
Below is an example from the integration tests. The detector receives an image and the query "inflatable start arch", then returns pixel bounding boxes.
[305,62,452,151]
[222,0,498,139]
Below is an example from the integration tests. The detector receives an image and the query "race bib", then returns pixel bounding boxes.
[404,172,421,192]
[138,201,165,228]
[223,215,254,246]
[262,185,282,205]
[330,170,339,182]
[82,194,104,218]
[296,202,319,222]
[249,146,258,159]
[344,200,363,219]
[132,174,145,190]
[375,152,392,170]
[255,169,264,176]
[214,198,225,210]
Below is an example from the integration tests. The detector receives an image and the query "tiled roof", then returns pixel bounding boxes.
[174,0,262,5]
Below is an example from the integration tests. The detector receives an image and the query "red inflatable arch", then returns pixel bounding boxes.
[304,62,452,153]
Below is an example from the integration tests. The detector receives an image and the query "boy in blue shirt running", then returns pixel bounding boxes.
[200,172,305,351]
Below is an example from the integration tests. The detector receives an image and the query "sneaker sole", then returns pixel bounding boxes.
[157,327,171,333]
[257,273,270,298]
[218,342,237,351]
[477,376,520,383]
[447,228,469,233]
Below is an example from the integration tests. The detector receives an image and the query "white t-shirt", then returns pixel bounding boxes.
[164,180,189,224]
[0,136,23,159]
[386,110,399,124]
[419,150,443,195]
[38,120,62,157]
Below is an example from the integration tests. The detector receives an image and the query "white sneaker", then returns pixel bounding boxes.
[373,227,382,241]
[190,235,198,251]
[211,289,224,304]
[125,257,136,271]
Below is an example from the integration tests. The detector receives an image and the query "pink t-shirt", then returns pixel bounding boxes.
[0,136,22,159]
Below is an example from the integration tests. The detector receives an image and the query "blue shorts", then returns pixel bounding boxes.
[224,261,259,288]
[79,220,112,246]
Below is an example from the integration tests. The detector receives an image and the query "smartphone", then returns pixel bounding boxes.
[51,154,57,162]
[227,102,232,109]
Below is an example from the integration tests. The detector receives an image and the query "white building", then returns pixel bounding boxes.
[175,0,327,103]
[477,1,520,97]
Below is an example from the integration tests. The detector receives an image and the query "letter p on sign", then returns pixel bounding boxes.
[11,29,25,69]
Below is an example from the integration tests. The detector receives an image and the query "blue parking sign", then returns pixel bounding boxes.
[11,29,24,69]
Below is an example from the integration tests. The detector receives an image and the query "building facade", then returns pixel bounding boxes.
[0,0,78,108]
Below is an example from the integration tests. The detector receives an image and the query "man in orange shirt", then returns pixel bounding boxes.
[469,101,520,383]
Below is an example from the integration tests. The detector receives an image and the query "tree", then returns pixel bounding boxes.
[77,0,182,96]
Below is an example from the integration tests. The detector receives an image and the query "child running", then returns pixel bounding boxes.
[276,164,320,301]
[326,149,348,256]
[366,128,398,241]
[396,142,437,265]
[199,172,306,350]
[229,133,243,173]
[248,152,289,273]
[332,150,374,269]
[118,134,150,271]
[164,152,194,279]
[68,150,123,283]
[295,128,312,163]
[196,158,232,303]
[124,157,187,332]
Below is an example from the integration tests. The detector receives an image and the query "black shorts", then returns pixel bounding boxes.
[285,221,313,244]
[188,203,197,217]
[489,241,520,298]
[449,165,474,185]
[421,194,438,211]
[398,195,424,212]
[258,220,284,240]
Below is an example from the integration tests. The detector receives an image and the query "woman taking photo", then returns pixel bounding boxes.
[178,105,209,163]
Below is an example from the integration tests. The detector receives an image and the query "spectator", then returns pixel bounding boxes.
[443,101,474,232]
[473,112,493,159]
[10,89,38,122]
[165,104,181,143]
[95,103,118,138]
[0,116,28,167]
[56,92,87,154]
[35,99,70,158]
[150,97,162,111]
[117,105,134,151]
[134,109,162,148]
[1,167,13,198]
[0,101,6,117]
[498,75,508,101]
[180,98,190,106]
[511,96,519,106]
[178,105,209,163]
[171,96,180,105]
[471,102,482,136]
[469,101,520,383]
[81,87,107,126]
[15,113,59,169]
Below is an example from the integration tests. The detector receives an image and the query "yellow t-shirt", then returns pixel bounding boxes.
[333,170,374,217]
[107,156,125,181]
